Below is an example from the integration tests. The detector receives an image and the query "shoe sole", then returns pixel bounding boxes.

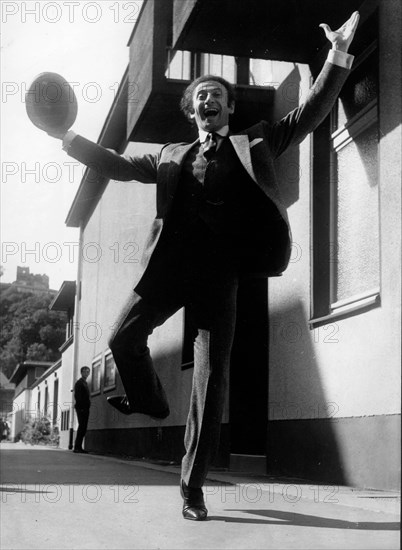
[107,397,169,419]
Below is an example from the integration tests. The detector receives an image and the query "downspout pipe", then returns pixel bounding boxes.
[68,223,84,449]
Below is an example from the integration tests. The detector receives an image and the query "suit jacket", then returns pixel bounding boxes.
[74,378,90,409]
[68,61,350,278]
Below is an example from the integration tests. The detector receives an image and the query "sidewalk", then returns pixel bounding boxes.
[1,442,400,550]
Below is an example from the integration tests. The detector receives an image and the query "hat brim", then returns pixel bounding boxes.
[26,72,78,133]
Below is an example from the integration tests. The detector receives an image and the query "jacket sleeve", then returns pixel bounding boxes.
[264,61,350,159]
[66,135,161,183]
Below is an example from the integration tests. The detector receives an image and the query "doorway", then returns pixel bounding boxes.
[229,277,268,472]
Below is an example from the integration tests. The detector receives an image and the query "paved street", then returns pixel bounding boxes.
[0,442,400,550]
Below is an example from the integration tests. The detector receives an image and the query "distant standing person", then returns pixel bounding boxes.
[0,418,6,441]
[73,366,91,453]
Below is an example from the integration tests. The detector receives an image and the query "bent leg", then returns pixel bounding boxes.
[108,291,182,415]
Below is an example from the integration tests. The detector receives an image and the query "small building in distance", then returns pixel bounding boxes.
[0,371,15,417]
[7,280,78,449]
[9,361,53,440]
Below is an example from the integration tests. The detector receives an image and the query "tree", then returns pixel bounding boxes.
[0,287,66,379]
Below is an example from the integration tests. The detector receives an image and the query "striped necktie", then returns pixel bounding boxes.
[203,132,217,159]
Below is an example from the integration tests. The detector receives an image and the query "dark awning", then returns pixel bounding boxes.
[49,281,76,312]
[172,0,363,63]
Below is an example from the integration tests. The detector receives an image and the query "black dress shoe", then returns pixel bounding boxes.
[107,395,169,419]
[180,479,208,521]
[73,449,89,454]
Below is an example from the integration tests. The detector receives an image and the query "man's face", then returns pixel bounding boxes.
[190,81,235,132]
[81,368,90,380]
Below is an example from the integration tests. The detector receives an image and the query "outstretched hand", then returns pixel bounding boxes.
[47,129,66,140]
[319,11,360,53]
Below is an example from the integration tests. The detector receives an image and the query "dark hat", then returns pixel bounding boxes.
[25,72,78,133]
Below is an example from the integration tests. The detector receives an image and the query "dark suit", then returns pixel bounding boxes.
[74,378,90,451]
[67,60,350,486]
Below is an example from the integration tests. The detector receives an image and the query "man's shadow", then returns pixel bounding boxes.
[207,509,399,530]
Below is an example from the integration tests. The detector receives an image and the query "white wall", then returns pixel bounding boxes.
[11,389,30,440]
[267,3,401,422]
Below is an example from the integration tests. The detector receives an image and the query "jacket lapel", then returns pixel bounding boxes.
[165,136,259,198]
[229,135,258,183]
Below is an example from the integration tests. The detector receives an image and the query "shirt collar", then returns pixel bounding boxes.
[198,125,229,143]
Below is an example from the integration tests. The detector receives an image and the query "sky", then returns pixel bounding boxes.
[1,0,143,289]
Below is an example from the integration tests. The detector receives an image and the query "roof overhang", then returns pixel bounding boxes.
[172,0,363,63]
[49,281,76,312]
[9,361,53,386]
[30,360,62,389]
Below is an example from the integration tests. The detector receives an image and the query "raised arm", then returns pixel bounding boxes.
[265,11,360,158]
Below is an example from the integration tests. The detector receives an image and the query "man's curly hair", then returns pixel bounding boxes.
[180,75,236,122]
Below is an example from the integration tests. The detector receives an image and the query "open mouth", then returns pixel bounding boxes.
[204,108,219,118]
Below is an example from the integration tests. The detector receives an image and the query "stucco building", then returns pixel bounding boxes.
[0,371,15,419]
[9,361,53,440]
[8,281,77,447]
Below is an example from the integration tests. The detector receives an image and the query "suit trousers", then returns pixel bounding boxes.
[74,407,90,451]
[108,225,239,488]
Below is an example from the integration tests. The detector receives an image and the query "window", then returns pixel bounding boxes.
[249,59,274,86]
[104,352,116,390]
[166,49,237,82]
[165,49,293,90]
[88,351,117,394]
[53,378,59,425]
[329,47,379,308]
[66,312,74,340]
[165,49,192,80]
[311,14,380,323]
[44,385,49,417]
[167,48,287,86]
[199,53,236,81]
[91,357,101,394]
[61,409,70,431]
